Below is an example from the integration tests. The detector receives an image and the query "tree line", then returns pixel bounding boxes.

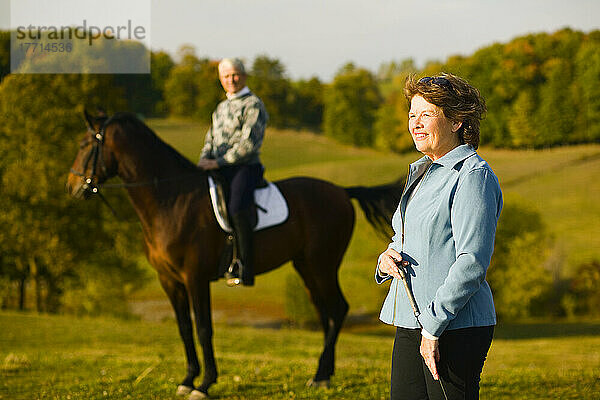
[0,28,598,318]
[368,28,600,151]
[161,29,600,152]
[2,28,598,150]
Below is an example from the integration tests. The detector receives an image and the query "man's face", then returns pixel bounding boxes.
[219,65,247,95]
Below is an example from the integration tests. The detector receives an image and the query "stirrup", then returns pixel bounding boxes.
[225,259,243,287]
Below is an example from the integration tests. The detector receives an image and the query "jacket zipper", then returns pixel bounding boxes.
[393,162,432,326]
[392,165,411,325]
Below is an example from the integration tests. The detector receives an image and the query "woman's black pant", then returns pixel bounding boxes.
[391,326,494,400]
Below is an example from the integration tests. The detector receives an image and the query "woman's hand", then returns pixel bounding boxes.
[420,336,440,380]
[377,248,405,280]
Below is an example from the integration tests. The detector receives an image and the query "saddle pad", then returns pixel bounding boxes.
[208,176,289,233]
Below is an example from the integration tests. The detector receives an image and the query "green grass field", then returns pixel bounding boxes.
[7,119,597,399]
[1,312,599,399]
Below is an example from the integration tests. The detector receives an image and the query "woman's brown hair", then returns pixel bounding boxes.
[404,73,486,149]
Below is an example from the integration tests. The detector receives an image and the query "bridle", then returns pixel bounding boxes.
[70,119,110,195]
[69,116,205,219]
[69,117,121,216]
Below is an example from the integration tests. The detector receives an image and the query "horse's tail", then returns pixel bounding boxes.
[345,177,405,240]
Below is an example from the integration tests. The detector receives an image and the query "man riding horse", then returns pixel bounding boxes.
[197,58,268,286]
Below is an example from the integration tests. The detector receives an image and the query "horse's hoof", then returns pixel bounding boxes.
[189,389,209,399]
[176,385,194,396]
[306,378,330,389]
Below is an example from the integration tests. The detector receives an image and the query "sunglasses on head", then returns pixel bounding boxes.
[419,76,453,90]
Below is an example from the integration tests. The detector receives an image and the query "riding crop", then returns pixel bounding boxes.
[395,259,449,400]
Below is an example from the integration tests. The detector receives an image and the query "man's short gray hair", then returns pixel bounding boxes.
[218,58,246,75]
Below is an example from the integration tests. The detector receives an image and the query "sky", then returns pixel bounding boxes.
[1,0,599,81]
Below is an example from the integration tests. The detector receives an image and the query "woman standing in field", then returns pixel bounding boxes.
[376,73,502,400]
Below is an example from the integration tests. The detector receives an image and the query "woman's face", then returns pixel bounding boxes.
[408,95,462,160]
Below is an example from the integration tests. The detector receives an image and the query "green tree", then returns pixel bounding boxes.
[111,51,175,117]
[374,74,414,153]
[489,38,541,148]
[289,77,324,130]
[0,73,147,314]
[323,63,382,147]
[248,55,293,128]
[537,58,575,146]
[573,38,600,143]
[459,43,509,147]
[507,88,539,148]
[195,59,223,123]
[149,51,175,115]
[538,28,584,62]
[377,59,412,80]
[374,59,416,153]
[164,46,222,122]
[13,29,149,75]
[164,46,203,118]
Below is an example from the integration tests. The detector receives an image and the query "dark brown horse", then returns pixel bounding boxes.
[66,111,402,398]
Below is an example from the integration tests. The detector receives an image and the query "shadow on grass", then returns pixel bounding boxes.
[493,321,600,340]
[343,317,600,340]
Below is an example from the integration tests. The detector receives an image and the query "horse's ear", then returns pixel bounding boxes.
[83,109,94,130]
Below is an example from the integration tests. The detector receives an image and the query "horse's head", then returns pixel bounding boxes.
[66,110,119,199]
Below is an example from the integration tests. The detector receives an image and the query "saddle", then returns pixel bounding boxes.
[207,174,289,280]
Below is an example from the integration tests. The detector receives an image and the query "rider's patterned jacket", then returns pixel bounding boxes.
[200,87,268,167]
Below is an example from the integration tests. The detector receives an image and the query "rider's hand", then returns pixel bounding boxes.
[198,159,219,170]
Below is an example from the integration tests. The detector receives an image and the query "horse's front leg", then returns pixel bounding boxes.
[188,278,217,398]
[158,274,200,395]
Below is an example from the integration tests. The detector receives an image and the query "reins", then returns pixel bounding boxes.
[70,117,202,220]
[99,174,199,189]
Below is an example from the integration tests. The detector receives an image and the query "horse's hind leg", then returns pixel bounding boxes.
[293,256,349,386]
[158,274,200,395]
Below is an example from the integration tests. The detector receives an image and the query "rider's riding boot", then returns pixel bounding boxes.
[230,209,255,286]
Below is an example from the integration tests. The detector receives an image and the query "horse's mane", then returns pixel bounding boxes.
[107,112,198,172]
